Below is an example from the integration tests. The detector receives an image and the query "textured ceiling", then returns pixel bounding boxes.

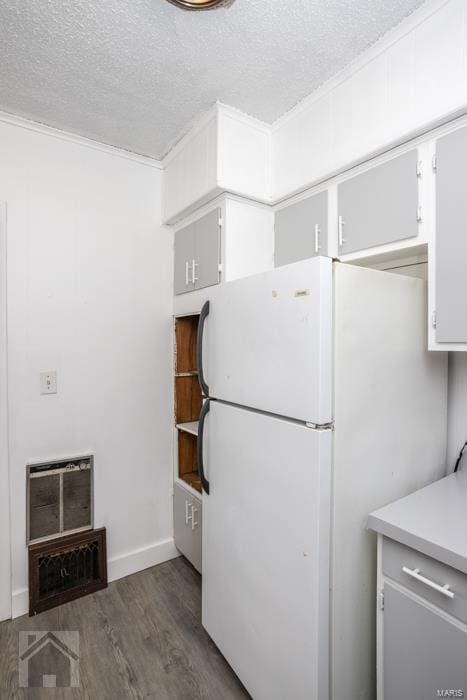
[0,0,426,159]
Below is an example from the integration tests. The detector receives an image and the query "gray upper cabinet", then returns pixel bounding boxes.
[174,220,196,295]
[337,150,419,255]
[194,208,221,290]
[274,190,328,267]
[174,208,221,295]
[435,126,467,343]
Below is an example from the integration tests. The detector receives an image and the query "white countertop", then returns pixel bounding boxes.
[367,470,467,574]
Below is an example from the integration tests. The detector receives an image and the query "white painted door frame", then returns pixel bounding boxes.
[0,201,12,621]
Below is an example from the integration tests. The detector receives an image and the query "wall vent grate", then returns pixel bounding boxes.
[29,528,107,615]
[26,455,93,545]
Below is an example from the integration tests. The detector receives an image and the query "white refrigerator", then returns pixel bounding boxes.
[196,257,447,700]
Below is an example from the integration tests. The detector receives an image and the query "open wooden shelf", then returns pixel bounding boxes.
[175,375,202,424]
[175,315,199,374]
[174,314,202,496]
[177,431,201,493]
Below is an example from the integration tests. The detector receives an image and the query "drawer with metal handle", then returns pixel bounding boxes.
[382,537,467,623]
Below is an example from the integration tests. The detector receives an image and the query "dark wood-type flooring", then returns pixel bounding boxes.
[0,557,250,699]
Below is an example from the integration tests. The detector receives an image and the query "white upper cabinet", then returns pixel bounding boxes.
[337,150,420,256]
[164,105,272,225]
[429,124,467,349]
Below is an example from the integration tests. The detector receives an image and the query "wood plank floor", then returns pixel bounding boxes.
[0,557,250,699]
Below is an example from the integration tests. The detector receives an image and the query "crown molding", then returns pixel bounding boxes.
[0,110,163,169]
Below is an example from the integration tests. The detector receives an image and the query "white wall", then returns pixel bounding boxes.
[447,354,467,470]
[0,202,11,621]
[0,116,176,617]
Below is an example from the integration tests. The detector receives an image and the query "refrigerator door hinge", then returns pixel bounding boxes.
[432,153,438,172]
[218,263,223,273]
[416,205,423,223]
[379,589,385,611]
[306,421,334,431]
[416,160,423,177]
[432,310,437,329]
[218,216,223,228]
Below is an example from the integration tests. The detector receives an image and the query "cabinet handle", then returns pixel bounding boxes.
[314,224,321,254]
[402,566,454,599]
[192,259,198,284]
[338,215,345,247]
[185,500,193,525]
[191,505,198,530]
[185,261,191,286]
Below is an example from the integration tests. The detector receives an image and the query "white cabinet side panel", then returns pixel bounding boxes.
[224,198,274,281]
[331,263,448,700]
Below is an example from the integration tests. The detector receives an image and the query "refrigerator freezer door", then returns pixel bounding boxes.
[202,256,332,424]
[202,400,332,700]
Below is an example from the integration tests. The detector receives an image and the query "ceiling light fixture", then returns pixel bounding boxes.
[167,0,226,9]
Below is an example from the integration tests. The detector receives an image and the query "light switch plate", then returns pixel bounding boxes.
[40,371,57,395]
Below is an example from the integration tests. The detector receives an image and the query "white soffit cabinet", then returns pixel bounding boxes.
[163,104,272,224]
[163,0,467,222]
[271,0,467,201]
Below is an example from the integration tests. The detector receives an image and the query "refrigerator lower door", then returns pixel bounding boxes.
[202,256,332,425]
[202,400,332,700]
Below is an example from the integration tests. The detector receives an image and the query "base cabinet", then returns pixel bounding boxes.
[174,482,202,573]
[383,584,467,700]
[377,536,467,699]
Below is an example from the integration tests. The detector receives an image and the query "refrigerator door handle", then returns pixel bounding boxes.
[197,398,210,495]
[197,300,210,397]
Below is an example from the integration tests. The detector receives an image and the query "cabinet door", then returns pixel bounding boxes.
[435,126,467,342]
[194,208,221,291]
[174,222,195,295]
[384,584,467,700]
[173,483,202,572]
[274,190,328,267]
[337,150,419,255]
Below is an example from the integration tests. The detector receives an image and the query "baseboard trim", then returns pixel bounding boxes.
[12,537,179,619]
[107,537,179,583]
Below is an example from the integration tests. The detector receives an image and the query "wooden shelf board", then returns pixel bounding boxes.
[176,421,199,437]
[180,472,202,494]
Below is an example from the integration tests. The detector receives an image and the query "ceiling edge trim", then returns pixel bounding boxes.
[0,110,163,169]
[271,0,452,133]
